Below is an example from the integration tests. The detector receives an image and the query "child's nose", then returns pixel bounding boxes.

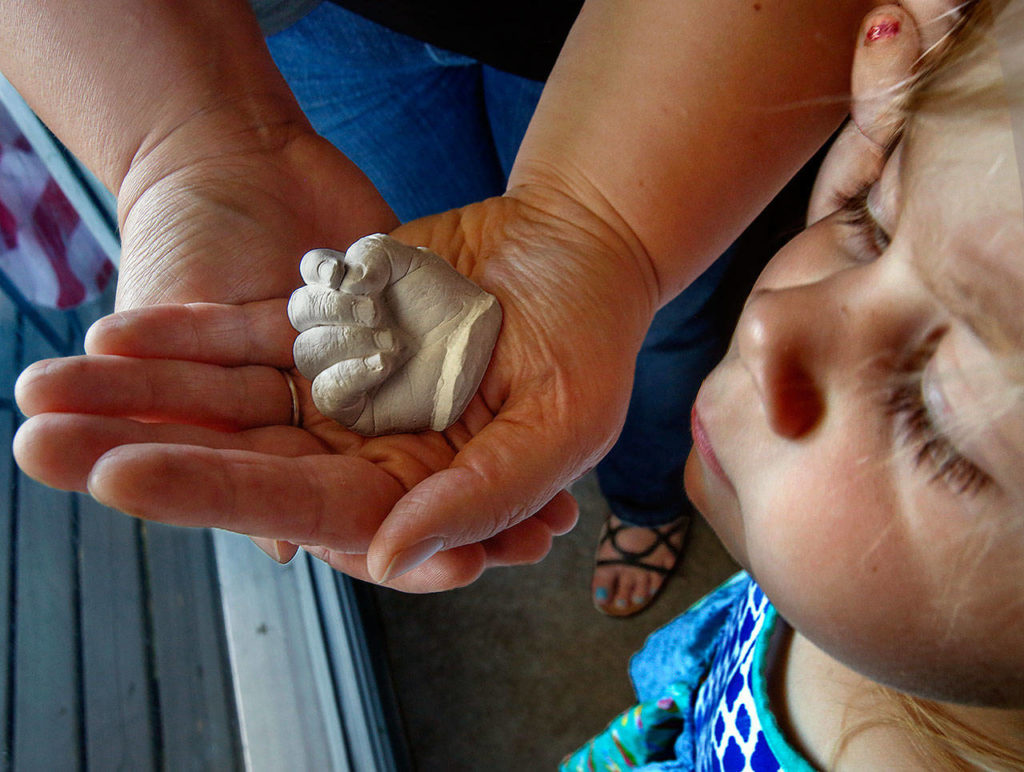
[735,285,826,439]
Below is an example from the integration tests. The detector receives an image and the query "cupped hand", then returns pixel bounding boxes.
[14,187,656,591]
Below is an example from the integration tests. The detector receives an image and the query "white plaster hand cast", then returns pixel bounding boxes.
[287,234,502,436]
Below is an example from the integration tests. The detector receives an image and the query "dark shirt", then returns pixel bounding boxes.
[329,1,584,81]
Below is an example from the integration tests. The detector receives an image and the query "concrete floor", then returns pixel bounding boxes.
[372,472,739,771]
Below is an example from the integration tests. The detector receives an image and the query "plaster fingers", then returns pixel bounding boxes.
[293,324,401,381]
[851,5,922,147]
[300,248,347,290]
[311,352,398,427]
[299,241,395,297]
[288,284,382,331]
[339,233,421,294]
[338,236,394,295]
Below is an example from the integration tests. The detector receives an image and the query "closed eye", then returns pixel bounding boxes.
[885,343,990,497]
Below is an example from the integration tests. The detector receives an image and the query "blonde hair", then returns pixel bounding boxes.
[834,687,1024,770]
[835,2,1024,768]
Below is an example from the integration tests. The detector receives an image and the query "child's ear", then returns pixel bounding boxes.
[806,5,921,225]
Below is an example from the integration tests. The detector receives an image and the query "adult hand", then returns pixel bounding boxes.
[113,120,398,310]
[14,188,657,591]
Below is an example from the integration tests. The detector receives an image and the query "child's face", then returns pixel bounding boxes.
[686,51,1024,706]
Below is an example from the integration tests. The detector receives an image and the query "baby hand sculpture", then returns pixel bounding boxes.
[288,234,502,436]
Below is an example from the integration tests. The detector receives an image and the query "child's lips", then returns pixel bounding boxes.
[691,404,735,492]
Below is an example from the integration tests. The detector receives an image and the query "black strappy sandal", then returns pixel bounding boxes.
[593,514,691,618]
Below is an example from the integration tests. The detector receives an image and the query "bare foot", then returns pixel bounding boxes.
[591,514,690,617]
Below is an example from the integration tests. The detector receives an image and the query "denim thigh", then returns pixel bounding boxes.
[267,4,542,221]
[596,248,738,527]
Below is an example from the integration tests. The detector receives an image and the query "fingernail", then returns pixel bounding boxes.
[378,537,445,583]
[865,18,900,43]
[375,330,393,349]
[319,258,344,288]
[355,297,378,325]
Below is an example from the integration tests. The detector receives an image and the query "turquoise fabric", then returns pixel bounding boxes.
[559,683,688,770]
[750,612,816,772]
[562,574,818,771]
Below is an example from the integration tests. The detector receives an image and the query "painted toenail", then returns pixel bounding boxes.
[631,595,646,605]
[594,587,609,602]
[615,598,629,609]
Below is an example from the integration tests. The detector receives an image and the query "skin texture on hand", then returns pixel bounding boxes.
[289,235,502,435]
[4,0,626,589]
[8,0,959,593]
[13,191,649,590]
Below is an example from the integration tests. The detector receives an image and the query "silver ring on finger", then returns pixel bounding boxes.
[281,369,302,428]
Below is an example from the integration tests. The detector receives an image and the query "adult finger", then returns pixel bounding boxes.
[87,446,405,551]
[85,301,295,368]
[310,542,488,592]
[365,398,599,583]
[16,356,297,429]
[419,490,577,569]
[13,413,320,492]
[807,121,884,226]
[477,513,555,567]
[851,5,921,146]
[532,489,580,536]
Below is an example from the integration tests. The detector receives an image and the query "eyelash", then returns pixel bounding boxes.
[885,347,990,496]
[836,183,891,258]
[837,180,988,496]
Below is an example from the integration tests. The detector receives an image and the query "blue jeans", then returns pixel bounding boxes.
[268,3,735,527]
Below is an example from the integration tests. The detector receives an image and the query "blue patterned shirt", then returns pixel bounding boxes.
[563,574,818,771]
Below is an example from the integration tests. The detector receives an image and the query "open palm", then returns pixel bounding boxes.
[15,136,654,591]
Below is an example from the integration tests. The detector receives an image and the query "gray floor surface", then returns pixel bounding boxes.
[372,472,739,771]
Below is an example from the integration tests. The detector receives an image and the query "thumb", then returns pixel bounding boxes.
[365,404,601,583]
[851,5,921,146]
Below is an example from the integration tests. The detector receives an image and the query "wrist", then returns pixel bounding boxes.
[116,89,313,225]
[503,174,661,327]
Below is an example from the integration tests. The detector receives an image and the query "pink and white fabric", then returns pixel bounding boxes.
[0,107,114,309]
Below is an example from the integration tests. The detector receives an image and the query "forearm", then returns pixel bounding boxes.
[0,0,309,190]
[510,0,879,307]
[2,0,397,309]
